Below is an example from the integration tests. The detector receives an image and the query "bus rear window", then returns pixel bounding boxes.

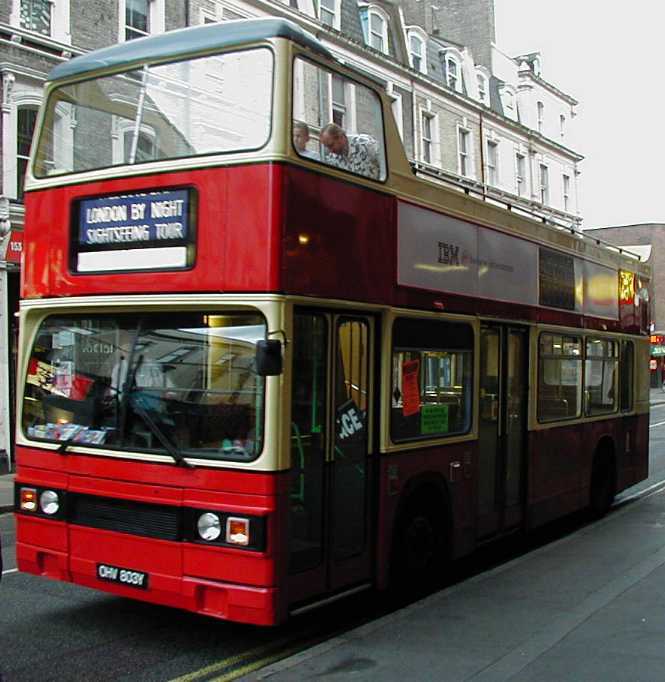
[34,48,273,177]
[390,318,473,442]
[22,312,266,462]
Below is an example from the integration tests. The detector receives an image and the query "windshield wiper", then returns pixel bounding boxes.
[120,352,193,468]
[58,437,75,455]
[129,393,194,468]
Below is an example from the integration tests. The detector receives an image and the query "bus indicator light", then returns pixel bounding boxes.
[226,517,250,546]
[20,487,38,512]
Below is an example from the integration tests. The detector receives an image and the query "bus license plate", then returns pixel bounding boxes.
[97,563,149,590]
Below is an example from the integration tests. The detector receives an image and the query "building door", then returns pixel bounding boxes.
[288,310,374,606]
[477,324,528,538]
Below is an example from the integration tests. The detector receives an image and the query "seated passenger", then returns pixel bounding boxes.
[293,121,320,160]
[320,123,380,180]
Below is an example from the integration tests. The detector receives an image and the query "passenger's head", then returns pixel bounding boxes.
[320,123,348,156]
[293,121,311,153]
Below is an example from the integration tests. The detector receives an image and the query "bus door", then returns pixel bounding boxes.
[288,310,374,606]
[477,324,529,538]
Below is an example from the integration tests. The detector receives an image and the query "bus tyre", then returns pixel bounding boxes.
[589,450,616,519]
[391,493,447,595]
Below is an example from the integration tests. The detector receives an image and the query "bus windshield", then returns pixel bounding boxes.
[22,312,266,462]
[34,48,273,178]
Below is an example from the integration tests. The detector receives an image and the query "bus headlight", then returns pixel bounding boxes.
[40,490,60,515]
[197,512,221,541]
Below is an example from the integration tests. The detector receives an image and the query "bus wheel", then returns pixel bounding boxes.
[589,448,616,519]
[391,492,448,594]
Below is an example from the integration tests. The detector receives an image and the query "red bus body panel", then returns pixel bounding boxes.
[15,450,291,625]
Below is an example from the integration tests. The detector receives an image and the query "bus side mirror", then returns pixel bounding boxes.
[256,339,283,376]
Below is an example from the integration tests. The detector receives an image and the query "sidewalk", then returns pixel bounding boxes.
[0,472,13,514]
[245,488,665,681]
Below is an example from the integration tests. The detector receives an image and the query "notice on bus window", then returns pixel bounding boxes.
[401,360,421,417]
[421,404,449,435]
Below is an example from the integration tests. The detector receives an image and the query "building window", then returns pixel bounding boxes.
[515,152,526,197]
[486,140,498,186]
[421,113,433,164]
[458,127,470,176]
[123,129,156,164]
[477,73,488,105]
[501,86,516,115]
[563,173,571,212]
[120,0,164,42]
[17,106,38,200]
[446,56,461,92]
[539,163,549,204]
[560,114,566,138]
[319,0,339,29]
[20,0,51,35]
[367,8,388,54]
[537,101,544,133]
[408,32,426,74]
[332,74,346,127]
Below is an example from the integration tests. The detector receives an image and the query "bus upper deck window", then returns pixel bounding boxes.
[292,57,387,181]
[34,48,274,177]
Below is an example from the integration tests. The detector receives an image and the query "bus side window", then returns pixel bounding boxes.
[390,318,473,442]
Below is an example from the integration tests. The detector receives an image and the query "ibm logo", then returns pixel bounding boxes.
[438,241,460,265]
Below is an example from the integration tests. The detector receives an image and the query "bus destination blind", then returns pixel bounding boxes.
[75,189,193,273]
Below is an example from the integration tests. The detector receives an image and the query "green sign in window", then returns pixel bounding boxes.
[421,404,449,435]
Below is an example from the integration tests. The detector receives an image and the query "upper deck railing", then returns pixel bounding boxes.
[411,160,645,263]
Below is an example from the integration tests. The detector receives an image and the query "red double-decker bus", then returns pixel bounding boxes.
[15,18,650,626]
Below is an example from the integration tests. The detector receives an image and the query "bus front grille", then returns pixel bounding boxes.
[68,494,181,541]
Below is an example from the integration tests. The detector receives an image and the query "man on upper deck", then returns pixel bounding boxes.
[320,123,380,180]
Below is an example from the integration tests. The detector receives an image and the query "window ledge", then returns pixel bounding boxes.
[0,22,76,58]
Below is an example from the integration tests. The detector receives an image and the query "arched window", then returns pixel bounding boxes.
[500,85,518,120]
[476,67,490,106]
[407,28,427,74]
[367,7,388,54]
[444,52,463,93]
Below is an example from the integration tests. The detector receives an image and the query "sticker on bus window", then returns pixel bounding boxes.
[420,404,449,435]
[27,358,55,392]
[401,359,421,417]
[336,399,365,443]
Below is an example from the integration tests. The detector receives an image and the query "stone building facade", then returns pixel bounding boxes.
[0,0,583,469]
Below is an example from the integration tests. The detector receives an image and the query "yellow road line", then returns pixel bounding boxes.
[168,637,295,682]
[211,643,305,682]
